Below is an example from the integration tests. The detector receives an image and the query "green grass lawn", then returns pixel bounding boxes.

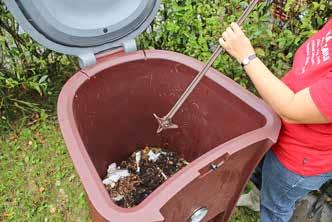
[0,118,259,222]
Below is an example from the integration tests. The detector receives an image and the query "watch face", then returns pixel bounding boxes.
[243,58,250,65]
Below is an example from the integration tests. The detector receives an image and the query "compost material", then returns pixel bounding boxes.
[103,146,188,208]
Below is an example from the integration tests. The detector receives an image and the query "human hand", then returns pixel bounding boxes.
[219,23,255,63]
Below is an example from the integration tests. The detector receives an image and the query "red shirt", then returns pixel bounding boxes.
[272,19,332,176]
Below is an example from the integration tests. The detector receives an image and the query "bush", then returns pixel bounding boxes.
[138,0,331,86]
[0,0,331,130]
[0,3,77,130]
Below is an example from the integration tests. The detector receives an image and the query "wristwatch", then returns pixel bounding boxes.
[241,54,257,68]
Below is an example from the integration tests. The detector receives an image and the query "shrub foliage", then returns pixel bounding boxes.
[0,0,331,125]
[0,3,77,126]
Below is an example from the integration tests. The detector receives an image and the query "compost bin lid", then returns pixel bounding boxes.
[5,0,161,67]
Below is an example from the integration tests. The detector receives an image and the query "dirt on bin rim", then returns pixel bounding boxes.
[103,146,189,208]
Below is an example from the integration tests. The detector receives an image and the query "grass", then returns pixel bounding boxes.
[0,118,90,222]
[231,208,260,222]
[0,116,259,222]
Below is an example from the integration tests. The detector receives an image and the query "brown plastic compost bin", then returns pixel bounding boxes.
[57,49,281,222]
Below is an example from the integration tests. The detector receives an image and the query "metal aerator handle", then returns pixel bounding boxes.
[154,0,260,134]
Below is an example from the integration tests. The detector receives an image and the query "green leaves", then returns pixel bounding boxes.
[0,0,330,123]
[0,3,78,122]
[138,0,331,89]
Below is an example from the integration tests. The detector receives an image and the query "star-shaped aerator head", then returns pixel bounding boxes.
[153,114,179,133]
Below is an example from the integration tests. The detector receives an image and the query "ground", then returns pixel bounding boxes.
[0,117,259,221]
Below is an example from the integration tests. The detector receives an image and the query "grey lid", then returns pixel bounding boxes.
[5,0,160,67]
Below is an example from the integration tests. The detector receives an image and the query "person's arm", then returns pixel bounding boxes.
[219,23,330,124]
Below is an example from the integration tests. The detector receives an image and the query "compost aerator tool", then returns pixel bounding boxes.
[154,0,260,134]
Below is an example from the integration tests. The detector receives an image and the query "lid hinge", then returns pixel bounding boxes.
[78,53,97,68]
[122,39,137,53]
[78,39,137,68]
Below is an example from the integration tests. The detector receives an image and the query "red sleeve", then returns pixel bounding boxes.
[310,72,332,121]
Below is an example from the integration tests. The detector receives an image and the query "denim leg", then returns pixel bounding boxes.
[260,150,332,222]
[250,155,265,190]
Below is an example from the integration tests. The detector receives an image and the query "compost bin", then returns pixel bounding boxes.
[5,0,281,221]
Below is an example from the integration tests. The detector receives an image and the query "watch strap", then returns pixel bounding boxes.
[241,54,257,68]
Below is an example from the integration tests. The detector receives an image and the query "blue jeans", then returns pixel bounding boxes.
[251,150,332,222]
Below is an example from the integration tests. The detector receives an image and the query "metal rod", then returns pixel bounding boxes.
[154,0,260,133]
